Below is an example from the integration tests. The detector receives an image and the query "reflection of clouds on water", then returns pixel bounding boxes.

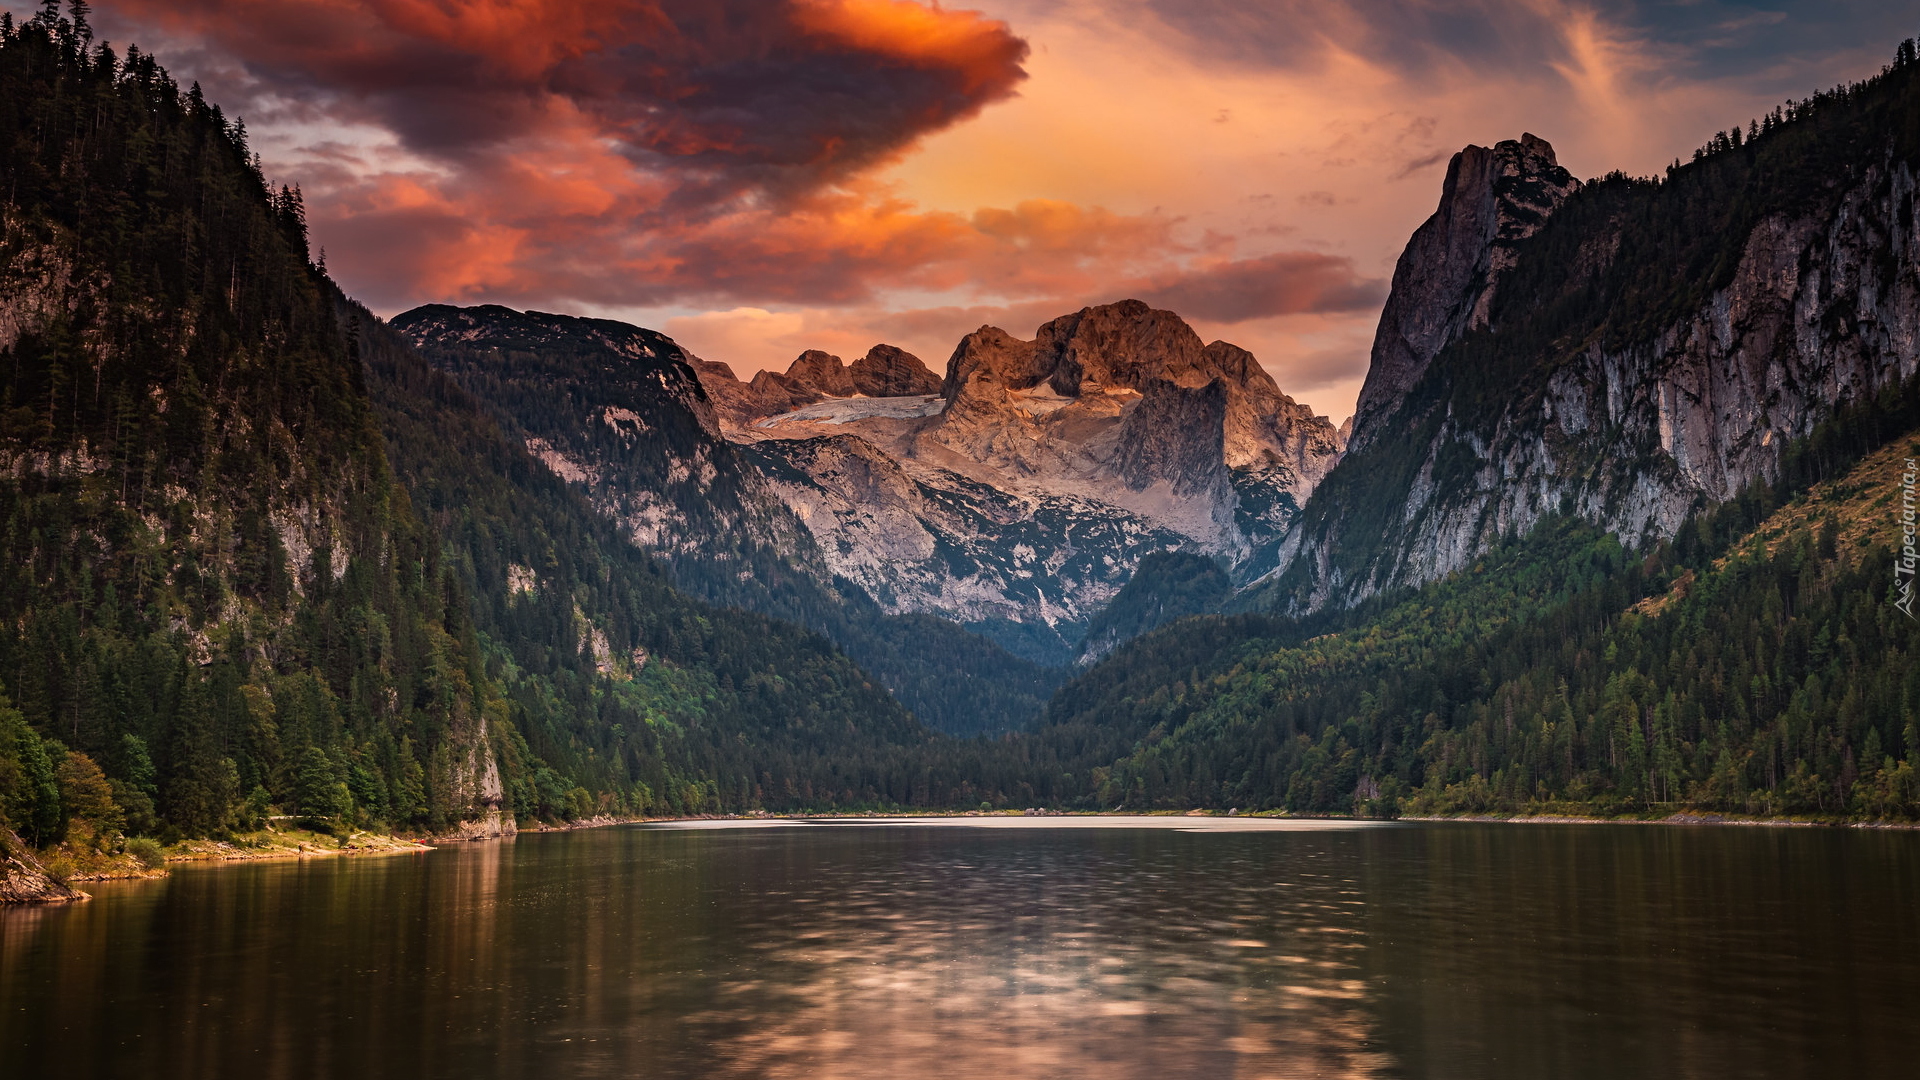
[687,839,1395,1079]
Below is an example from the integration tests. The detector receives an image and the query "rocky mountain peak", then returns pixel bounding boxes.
[787,349,857,396]
[850,344,941,397]
[1346,133,1580,453]
[945,299,1227,404]
[921,300,1342,560]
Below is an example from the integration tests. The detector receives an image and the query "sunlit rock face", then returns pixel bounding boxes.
[701,300,1344,647]
[851,344,943,397]
[398,300,1337,659]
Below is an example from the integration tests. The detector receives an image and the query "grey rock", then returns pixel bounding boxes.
[1348,134,1579,454]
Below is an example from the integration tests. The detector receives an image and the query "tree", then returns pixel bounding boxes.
[56,750,124,848]
[292,746,352,825]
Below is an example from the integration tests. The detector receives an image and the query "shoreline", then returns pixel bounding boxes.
[14,807,1916,905]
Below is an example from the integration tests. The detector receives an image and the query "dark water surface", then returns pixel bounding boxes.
[3,817,1918,1079]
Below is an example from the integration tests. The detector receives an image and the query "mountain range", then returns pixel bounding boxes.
[5,7,1920,891]
[393,295,1344,673]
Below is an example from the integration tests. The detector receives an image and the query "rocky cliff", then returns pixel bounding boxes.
[393,304,1066,726]
[1347,134,1580,453]
[1271,63,1920,612]
[406,299,1341,664]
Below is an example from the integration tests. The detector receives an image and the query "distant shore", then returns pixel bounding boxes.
[19,807,1915,905]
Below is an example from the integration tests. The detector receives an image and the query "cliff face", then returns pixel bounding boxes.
[1273,69,1920,612]
[1347,135,1580,453]
[393,305,819,574]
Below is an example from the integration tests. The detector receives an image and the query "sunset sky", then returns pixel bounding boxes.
[53,0,1920,419]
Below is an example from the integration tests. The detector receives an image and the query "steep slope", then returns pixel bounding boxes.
[1347,135,1580,453]
[357,303,940,808]
[1074,551,1231,664]
[1271,52,1920,613]
[0,15,518,840]
[1039,397,1920,818]
[392,305,1062,731]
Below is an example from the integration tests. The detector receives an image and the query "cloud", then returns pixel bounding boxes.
[1132,252,1386,323]
[89,0,1048,311]
[107,0,1028,193]
[1136,0,1911,86]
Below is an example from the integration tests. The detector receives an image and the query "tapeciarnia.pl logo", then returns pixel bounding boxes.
[1898,457,1918,619]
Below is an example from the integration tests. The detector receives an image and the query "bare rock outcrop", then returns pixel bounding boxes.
[1275,134,1920,612]
[850,344,941,397]
[0,827,85,903]
[786,349,857,397]
[1347,134,1579,453]
[928,300,1342,507]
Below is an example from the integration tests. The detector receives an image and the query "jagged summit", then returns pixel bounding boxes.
[700,298,1344,641]
[399,296,1342,661]
[1347,133,1579,453]
[699,342,942,425]
[927,300,1341,503]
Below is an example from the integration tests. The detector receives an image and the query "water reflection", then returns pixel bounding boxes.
[2,821,1918,1080]
[684,826,1391,1079]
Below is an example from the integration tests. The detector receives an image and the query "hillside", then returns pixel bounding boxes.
[1037,375,1920,818]
[0,9,946,866]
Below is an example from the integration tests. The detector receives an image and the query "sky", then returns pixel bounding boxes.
[48,0,1920,419]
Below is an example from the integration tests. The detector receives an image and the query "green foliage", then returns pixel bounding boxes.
[0,9,949,840]
[124,835,165,869]
[291,745,351,824]
[0,700,62,845]
[56,749,123,845]
[1038,410,1920,821]
[1079,551,1232,660]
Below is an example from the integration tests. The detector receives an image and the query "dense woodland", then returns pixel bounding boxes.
[4,5,1920,861]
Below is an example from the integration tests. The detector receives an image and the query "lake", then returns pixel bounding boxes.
[3,817,1917,1079]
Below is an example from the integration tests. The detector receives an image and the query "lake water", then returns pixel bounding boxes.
[3,817,1917,1079]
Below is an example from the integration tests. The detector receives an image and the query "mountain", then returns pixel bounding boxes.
[1074,551,1231,664]
[702,345,943,426]
[1346,134,1580,454]
[1035,395,1920,816]
[1267,58,1920,613]
[394,299,1341,671]
[390,304,1062,734]
[1029,39,1920,820]
[0,16,520,841]
[695,298,1346,657]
